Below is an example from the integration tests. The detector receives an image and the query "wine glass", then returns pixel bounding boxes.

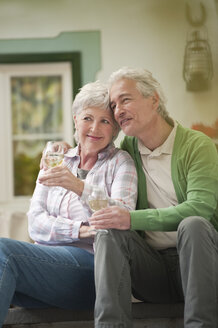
[88,188,108,233]
[43,141,64,168]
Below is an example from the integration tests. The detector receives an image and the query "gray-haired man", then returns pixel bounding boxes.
[90,67,218,328]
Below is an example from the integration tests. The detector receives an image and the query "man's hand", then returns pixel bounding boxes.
[89,206,131,230]
[38,165,84,196]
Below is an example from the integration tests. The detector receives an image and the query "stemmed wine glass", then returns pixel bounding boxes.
[88,188,108,233]
[43,141,64,168]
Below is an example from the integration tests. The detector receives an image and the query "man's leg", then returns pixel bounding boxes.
[94,229,179,328]
[0,238,95,326]
[177,216,218,328]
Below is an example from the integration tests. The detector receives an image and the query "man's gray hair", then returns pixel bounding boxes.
[108,67,169,119]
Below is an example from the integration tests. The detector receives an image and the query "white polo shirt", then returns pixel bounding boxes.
[138,122,178,250]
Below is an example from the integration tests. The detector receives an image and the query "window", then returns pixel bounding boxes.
[0,62,73,210]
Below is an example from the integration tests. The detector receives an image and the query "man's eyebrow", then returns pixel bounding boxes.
[110,93,132,103]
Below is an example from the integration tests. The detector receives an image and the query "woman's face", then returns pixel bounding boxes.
[74,107,117,155]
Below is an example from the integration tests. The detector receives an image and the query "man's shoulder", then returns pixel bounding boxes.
[176,123,215,146]
[120,136,138,151]
[175,123,218,158]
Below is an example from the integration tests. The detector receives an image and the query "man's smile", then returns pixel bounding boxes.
[119,117,132,127]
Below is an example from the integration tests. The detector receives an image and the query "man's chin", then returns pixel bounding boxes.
[121,126,135,137]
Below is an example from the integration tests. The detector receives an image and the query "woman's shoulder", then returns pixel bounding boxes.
[109,144,136,163]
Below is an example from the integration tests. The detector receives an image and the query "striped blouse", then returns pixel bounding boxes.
[27,143,138,250]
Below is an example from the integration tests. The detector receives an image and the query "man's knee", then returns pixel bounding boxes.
[94,229,137,263]
[177,216,214,250]
[95,229,133,246]
[178,216,208,234]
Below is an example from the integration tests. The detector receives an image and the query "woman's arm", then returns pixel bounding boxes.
[27,170,88,244]
[38,165,84,196]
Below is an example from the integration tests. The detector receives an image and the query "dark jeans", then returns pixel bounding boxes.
[0,238,95,327]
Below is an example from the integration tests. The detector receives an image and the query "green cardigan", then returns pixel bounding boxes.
[120,123,218,231]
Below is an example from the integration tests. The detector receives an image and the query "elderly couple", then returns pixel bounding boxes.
[0,67,218,328]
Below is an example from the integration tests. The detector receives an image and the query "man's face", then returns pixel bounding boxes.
[110,79,159,138]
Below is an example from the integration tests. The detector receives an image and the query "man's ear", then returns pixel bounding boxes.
[152,92,159,109]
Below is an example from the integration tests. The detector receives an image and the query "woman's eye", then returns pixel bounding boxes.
[83,116,91,121]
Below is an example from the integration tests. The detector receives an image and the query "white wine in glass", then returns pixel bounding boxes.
[88,199,108,212]
[43,141,64,168]
[88,188,108,233]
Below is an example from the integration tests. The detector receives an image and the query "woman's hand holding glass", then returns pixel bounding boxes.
[40,141,71,170]
[39,142,84,196]
[43,141,64,169]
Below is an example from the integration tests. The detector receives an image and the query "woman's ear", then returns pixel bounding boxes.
[73,115,77,129]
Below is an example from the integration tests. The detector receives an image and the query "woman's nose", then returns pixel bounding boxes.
[90,121,99,131]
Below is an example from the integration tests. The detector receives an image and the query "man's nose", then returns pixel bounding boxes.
[114,103,124,117]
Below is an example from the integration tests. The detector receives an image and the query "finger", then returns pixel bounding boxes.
[89,217,111,227]
[91,222,111,230]
[38,171,53,182]
[88,229,97,236]
[39,167,65,179]
[91,208,111,217]
[63,146,70,153]
[40,158,43,170]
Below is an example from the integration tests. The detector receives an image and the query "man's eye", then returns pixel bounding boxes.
[110,104,116,111]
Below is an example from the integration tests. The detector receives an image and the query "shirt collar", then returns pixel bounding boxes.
[64,142,116,160]
[138,120,178,156]
[64,146,80,158]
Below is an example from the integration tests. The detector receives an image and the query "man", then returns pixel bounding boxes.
[89,67,218,328]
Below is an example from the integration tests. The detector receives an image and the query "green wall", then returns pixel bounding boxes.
[0,30,101,91]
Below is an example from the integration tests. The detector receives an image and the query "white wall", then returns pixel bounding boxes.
[0,0,217,133]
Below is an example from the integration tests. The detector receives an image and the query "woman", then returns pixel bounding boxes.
[0,81,137,327]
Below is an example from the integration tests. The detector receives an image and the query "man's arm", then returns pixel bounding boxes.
[129,136,218,231]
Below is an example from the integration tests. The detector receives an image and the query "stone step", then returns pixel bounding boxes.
[3,303,184,328]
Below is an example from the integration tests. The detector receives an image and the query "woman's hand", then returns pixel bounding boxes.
[79,225,96,238]
[89,206,131,230]
[38,165,84,196]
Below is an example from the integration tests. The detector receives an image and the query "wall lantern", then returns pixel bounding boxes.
[183,2,213,91]
[183,28,213,91]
